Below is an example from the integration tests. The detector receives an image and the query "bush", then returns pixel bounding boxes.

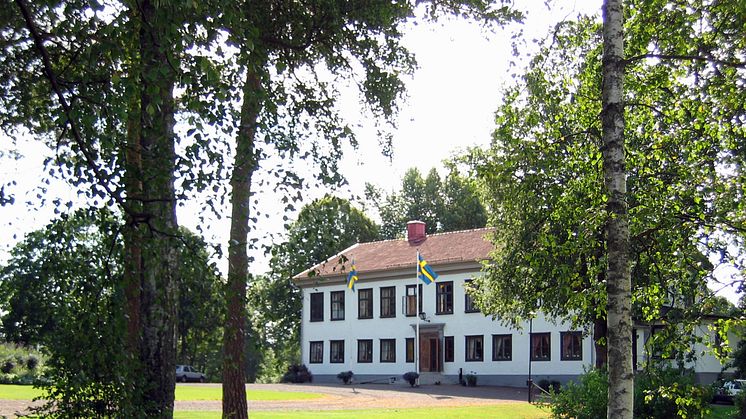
[634,366,712,419]
[337,370,354,385]
[26,356,38,371]
[402,371,419,387]
[465,373,478,387]
[735,391,746,418]
[1,360,14,374]
[550,369,608,419]
[280,364,313,384]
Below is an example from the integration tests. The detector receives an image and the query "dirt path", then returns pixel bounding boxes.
[0,383,530,417]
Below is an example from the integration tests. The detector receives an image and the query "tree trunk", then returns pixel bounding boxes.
[137,0,180,415]
[223,63,262,419]
[601,0,633,418]
[593,316,608,369]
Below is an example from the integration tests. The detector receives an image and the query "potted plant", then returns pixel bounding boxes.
[402,371,419,387]
[465,373,478,387]
[337,370,354,385]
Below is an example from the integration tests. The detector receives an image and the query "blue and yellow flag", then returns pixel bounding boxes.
[346,262,359,291]
[418,254,438,285]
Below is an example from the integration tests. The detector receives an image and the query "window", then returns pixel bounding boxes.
[380,339,396,363]
[330,340,344,363]
[531,333,551,361]
[380,286,396,318]
[444,336,454,362]
[492,334,512,361]
[358,288,373,319]
[358,339,373,363]
[405,284,423,316]
[331,291,345,321]
[465,335,484,361]
[561,332,583,361]
[310,292,323,322]
[406,338,415,363]
[436,281,454,314]
[309,341,323,364]
[464,280,479,313]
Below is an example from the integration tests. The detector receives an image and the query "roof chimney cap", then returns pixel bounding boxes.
[407,220,426,245]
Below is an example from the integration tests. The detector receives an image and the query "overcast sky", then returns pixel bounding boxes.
[3,1,739,301]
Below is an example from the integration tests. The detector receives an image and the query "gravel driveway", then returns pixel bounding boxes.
[0,383,530,417]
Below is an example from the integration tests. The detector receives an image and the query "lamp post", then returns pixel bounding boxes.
[527,311,535,403]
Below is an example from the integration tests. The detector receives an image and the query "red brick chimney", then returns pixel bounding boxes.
[407,220,426,245]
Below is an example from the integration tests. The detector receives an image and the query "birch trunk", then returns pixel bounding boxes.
[601,0,633,417]
[137,0,180,415]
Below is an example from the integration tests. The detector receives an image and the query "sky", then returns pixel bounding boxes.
[1,1,741,302]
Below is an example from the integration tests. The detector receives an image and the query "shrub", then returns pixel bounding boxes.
[735,391,746,418]
[337,370,354,385]
[465,373,478,387]
[402,371,419,387]
[634,366,712,419]
[550,369,608,419]
[26,355,38,371]
[1,360,14,374]
[280,364,313,384]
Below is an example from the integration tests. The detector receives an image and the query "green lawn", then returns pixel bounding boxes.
[174,404,550,419]
[707,404,736,419]
[0,384,321,401]
[175,385,323,401]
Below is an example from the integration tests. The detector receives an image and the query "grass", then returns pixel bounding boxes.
[173,404,550,419]
[175,385,323,401]
[706,404,736,419]
[0,384,322,402]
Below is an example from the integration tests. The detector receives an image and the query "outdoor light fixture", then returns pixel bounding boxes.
[418,312,430,322]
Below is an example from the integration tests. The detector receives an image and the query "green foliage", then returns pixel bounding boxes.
[368,165,487,239]
[280,364,313,384]
[730,340,746,378]
[550,367,712,419]
[550,369,608,419]
[634,367,712,419]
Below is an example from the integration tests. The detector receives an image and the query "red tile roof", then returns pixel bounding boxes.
[293,227,495,281]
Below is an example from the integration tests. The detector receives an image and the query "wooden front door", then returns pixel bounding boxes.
[419,332,441,372]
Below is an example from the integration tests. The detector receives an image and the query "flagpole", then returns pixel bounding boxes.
[415,249,420,387]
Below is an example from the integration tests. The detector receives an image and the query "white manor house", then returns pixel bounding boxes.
[293,221,732,386]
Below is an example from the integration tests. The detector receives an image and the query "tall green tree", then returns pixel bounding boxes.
[248,196,379,380]
[470,2,744,417]
[369,165,487,238]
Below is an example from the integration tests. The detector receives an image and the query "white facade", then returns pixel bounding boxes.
[298,263,596,386]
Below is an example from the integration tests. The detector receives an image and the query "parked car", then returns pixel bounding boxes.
[175,365,206,383]
[712,379,746,404]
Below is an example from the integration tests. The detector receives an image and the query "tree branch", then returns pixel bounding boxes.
[626,53,746,69]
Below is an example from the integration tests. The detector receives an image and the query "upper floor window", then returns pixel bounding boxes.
[380,339,396,362]
[464,279,479,313]
[358,288,373,319]
[380,286,396,318]
[309,341,323,364]
[531,333,551,361]
[358,339,373,363]
[310,292,323,322]
[405,284,423,317]
[492,334,512,361]
[330,291,345,321]
[561,331,583,361]
[465,335,484,362]
[436,281,453,314]
[330,340,345,363]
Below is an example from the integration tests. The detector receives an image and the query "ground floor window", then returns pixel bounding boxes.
[358,339,373,363]
[330,340,345,363]
[465,335,484,362]
[444,336,454,362]
[309,341,323,364]
[531,333,551,361]
[492,334,512,361]
[380,339,396,363]
[561,331,583,360]
[406,338,414,363]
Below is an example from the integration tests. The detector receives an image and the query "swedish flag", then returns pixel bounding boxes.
[418,254,439,285]
[346,262,359,291]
